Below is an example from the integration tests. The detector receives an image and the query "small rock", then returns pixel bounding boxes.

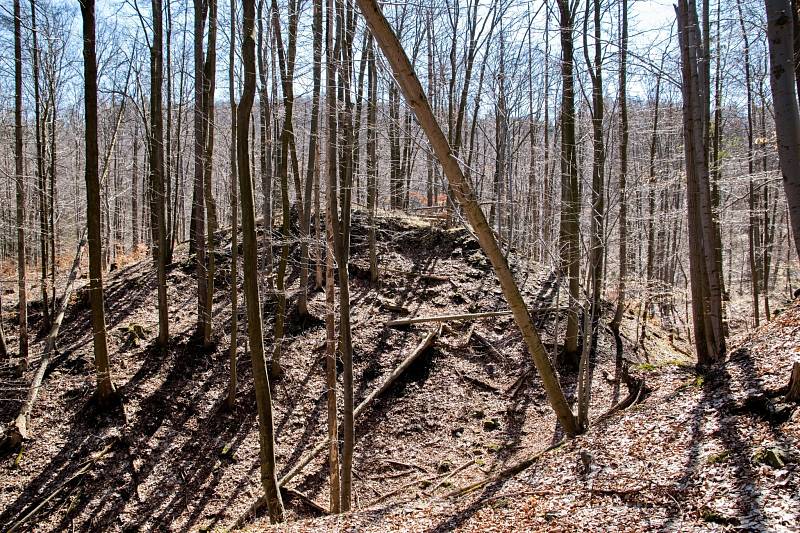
[483,418,501,431]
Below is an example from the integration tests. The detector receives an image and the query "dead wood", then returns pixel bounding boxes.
[786,360,800,402]
[240,325,441,517]
[387,311,512,327]
[6,439,115,532]
[444,438,567,498]
[424,458,476,495]
[472,330,503,359]
[593,361,648,425]
[387,308,563,327]
[2,236,87,452]
[456,369,501,392]
[281,487,328,515]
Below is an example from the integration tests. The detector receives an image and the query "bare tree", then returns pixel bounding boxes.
[237,0,284,520]
[151,0,169,346]
[766,0,800,262]
[14,0,28,367]
[80,0,117,403]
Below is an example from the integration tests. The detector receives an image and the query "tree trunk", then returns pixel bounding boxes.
[228,0,239,411]
[202,0,218,346]
[30,0,51,330]
[367,37,378,282]
[3,235,86,450]
[298,0,323,316]
[613,0,629,340]
[193,0,209,339]
[80,0,116,403]
[677,0,725,364]
[151,0,169,346]
[238,0,284,521]
[766,0,800,262]
[14,0,28,367]
[557,0,580,365]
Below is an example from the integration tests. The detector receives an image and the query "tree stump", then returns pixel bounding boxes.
[787,360,800,402]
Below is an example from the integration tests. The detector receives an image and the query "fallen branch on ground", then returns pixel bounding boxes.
[2,236,87,452]
[279,325,441,486]
[592,360,648,425]
[387,308,563,327]
[444,438,567,498]
[233,326,443,529]
[6,438,115,533]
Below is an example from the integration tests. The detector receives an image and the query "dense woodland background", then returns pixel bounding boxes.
[0,0,799,529]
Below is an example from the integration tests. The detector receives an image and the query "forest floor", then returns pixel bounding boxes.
[0,212,798,532]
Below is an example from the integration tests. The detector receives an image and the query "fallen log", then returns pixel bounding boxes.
[386,307,562,327]
[2,235,87,451]
[472,331,503,359]
[387,311,512,327]
[232,326,442,529]
[6,438,115,532]
[277,325,441,488]
[444,438,566,498]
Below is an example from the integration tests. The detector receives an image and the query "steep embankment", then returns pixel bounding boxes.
[4,212,795,532]
[259,300,800,532]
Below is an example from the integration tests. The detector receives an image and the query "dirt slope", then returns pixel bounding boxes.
[2,213,796,532]
[258,299,800,532]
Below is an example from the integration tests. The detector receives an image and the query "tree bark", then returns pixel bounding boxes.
[151,0,169,346]
[766,0,800,262]
[557,0,580,365]
[238,0,284,521]
[228,0,239,410]
[14,0,28,367]
[193,0,209,339]
[80,0,116,403]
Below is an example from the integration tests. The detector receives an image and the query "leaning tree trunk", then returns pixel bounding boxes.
[766,0,800,262]
[3,235,86,450]
[237,0,284,521]
[355,0,579,437]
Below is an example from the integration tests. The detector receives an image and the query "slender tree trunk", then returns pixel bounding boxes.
[132,121,140,250]
[14,0,27,367]
[203,0,219,346]
[612,0,629,338]
[298,0,323,316]
[367,38,378,282]
[30,0,51,330]
[193,0,209,338]
[228,0,239,410]
[557,0,580,364]
[151,0,169,346]
[577,0,605,430]
[80,0,116,403]
[238,0,284,520]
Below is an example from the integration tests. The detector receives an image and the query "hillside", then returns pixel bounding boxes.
[1,213,797,532]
